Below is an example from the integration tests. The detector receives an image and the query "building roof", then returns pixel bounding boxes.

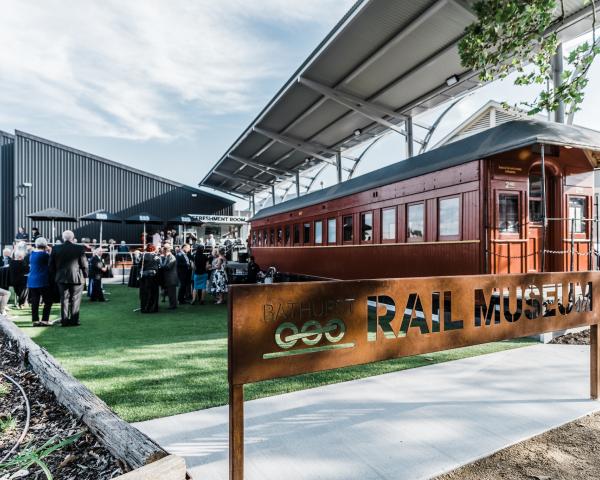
[251,119,600,220]
[0,129,14,141]
[434,100,536,147]
[13,130,232,205]
[201,0,599,198]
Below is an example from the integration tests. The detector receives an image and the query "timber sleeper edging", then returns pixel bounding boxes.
[0,317,191,479]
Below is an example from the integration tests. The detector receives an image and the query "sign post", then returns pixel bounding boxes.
[228,272,600,479]
[229,296,244,480]
[592,325,600,399]
[229,384,244,480]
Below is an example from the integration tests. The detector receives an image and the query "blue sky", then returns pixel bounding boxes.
[0,0,356,186]
[1,1,599,209]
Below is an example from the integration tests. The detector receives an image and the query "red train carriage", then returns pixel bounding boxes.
[248,120,600,280]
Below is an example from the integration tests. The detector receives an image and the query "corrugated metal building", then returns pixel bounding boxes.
[0,130,233,244]
[0,130,16,244]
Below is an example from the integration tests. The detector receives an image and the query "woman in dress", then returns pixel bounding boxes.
[89,247,108,302]
[27,237,52,325]
[206,248,217,293]
[128,249,142,288]
[210,248,228,304]
[9,250,29,308]
[191,247,209,305]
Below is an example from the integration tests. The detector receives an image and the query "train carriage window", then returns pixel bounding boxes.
[569,197,586,233]
[293,224,300,245]
[328,218,337,244]
[284,225,291,246]
[343,215,353,243]
[439,197,460,238]
[361,212,373,243]
[277,226,282,246]
[252,230,257,247]
[303,222,311,244]
[381,207,396,242]
[315,220,323,244]
[263,229,267,246]
[269,228,275,246]
[529,174,543,223]
[407,203,424,241]
[498,194,519,233]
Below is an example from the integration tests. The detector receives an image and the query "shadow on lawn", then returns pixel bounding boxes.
[9,285,538,423]
[8,285,234,421]
[13,284,229,356]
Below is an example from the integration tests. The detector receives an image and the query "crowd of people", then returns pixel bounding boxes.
[1,231,89,326]
[136,242,230,313]
[0,225,257,324]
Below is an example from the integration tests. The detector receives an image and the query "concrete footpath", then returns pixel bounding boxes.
[135,345,600,480]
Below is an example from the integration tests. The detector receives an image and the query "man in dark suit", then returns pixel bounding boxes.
[176,244,193,305]
[160,243,178,310]
[15,226,29,241]
[49,230,89,326]
[89,248,108,302]
[0,248,11,291]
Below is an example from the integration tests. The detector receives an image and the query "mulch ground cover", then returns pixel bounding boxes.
[549,328,590,345]
[438,329,599,480]
[436,410,600,480]
[0,335,124,479]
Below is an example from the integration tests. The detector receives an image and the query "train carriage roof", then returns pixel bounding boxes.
[251,119,600,221]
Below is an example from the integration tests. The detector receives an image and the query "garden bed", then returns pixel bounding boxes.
[0,335,124,479]
[436,410,600,480]
[549,328,590,345]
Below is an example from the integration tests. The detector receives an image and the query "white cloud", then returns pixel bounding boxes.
[0,0,355,140]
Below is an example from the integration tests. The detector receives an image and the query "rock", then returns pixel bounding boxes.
[8,471,29,479]
[59,453,78,468]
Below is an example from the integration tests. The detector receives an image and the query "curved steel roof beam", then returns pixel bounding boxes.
[253,127,338,165]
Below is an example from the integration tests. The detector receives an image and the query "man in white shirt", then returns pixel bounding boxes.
[207,234,216,247]
[152,231,162,248]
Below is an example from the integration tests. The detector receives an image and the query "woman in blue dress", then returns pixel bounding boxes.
[28,237,53,326]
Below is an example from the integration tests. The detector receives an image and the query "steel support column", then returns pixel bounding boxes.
[553,43,565,124]
[295,171,301,198]
[249,194,255,216]
[336,151,343,183]
[406,117,414,158]
[271,184,276,205]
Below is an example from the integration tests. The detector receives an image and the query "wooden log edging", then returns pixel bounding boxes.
[0,317,169,470]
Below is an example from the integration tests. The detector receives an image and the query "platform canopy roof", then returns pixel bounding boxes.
[200,0,599,199]
[251,119,600,220]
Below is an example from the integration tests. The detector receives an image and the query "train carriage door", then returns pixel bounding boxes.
[493,190,523,273]
[527,166,560,272]
[565,194,591,271]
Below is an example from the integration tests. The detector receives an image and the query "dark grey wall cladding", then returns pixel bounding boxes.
[0,131,15,245]
[5,131,232,244]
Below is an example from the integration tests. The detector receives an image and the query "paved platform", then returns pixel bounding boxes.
[135,344,600,480]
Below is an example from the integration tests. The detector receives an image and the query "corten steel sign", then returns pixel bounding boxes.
[228,272,600,480]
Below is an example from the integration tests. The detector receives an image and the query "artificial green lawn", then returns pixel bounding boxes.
[8,284,535,423]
